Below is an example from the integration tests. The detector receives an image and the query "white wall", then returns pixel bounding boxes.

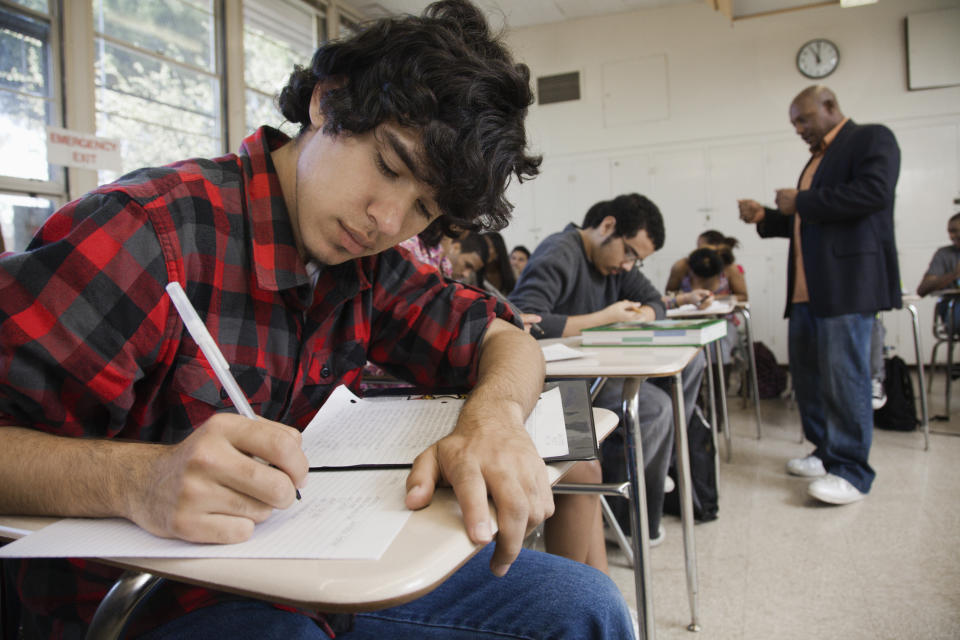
[500,0,960,364]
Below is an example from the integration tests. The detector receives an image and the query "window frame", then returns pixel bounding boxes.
[0,0,66,200]
[240,0,327,139]
[0,0,366,210]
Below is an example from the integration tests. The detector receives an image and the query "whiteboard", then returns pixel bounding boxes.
[906,8,960,90]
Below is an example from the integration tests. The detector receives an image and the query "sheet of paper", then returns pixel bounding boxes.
[541,343,585,362]
[0,387,569,560]
[0,470,411,560]
[523,386,568,458]
[302,385,567,466]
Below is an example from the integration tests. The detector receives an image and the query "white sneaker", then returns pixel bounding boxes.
[872,379,887,409]
[807,473,865,504]
[649,524,665,547]
[664,475,675,494]
[786,454,826,477]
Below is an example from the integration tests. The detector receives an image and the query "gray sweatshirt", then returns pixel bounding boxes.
[508,223,665,338]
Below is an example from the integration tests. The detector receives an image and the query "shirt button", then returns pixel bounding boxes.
[321,366,331,378]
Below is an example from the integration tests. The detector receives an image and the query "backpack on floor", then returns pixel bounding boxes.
[754,341,787,399]
[663,405,718,522]
[874,356,919,431]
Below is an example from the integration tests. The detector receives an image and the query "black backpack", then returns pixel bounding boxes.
[663,406,718,522]
[754,341,787,399]
[874,356,919,431]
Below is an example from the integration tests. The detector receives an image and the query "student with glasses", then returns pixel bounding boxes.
[509,193,706,551]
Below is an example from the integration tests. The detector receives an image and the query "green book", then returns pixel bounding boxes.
[581,318,727,347]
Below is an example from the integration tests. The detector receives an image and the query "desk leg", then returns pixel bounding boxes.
[713,341,731,464]
[907,303,929,451]
[671,372,700,632]
[948,298,956,417]
[86,572,165,640]
[622,377,655,640]
[703,346,722,487]
[739,306,763,439]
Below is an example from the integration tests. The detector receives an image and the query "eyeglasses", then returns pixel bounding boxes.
[622,238,644,268]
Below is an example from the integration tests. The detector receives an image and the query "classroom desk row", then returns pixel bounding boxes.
[1,410,621,640]
[3,330,737,640]
[543,338,704,638]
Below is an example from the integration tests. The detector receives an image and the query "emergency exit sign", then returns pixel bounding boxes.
[46,127,122,172]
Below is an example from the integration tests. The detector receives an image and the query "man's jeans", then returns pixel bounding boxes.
[141,544,633,639]
[788,303,876,493]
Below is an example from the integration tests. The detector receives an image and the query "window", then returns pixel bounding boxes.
[0,192,54,252]
[0,0,360,252]
[0,0,62,251]
[93,0,221,182]
[0,3,56,182]
[243,0,324,136]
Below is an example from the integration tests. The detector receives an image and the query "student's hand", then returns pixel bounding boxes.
[774,188,798,215]
[127,414,308,544]
[519,313,543,335]
[405,400,553,577]
[604,299,653,324]
[681,289,714,309]
[737,199,764,223]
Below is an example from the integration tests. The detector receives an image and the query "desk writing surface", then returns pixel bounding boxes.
[541,337,699,378]
[0,409,618,613]
[665,298,737,318]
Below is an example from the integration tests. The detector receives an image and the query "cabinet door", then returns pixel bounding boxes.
[610,153,654,201]
[893,122,959,248]
[644,149,707,287]
[532,156,611,233]
[706,142,765,240]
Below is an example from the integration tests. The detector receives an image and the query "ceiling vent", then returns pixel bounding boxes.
[537,71,581,105]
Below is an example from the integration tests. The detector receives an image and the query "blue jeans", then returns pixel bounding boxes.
[140,544,632,639]
[788,303,876,493]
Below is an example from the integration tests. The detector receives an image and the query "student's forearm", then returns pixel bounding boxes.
[561,311,612,337]
[561,304,655,337]
[0,426,159,519]
[0,419,306,543]
[469,319,544,420]
[918,273,957,297]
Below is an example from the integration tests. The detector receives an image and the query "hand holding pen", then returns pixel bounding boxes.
[166,282,307,505]
[682,289,715,310]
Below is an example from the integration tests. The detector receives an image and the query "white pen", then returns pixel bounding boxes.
[165,281,301,500]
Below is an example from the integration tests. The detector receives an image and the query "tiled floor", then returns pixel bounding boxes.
[607,371,960,640]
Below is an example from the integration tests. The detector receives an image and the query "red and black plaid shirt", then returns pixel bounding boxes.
[0,127,514,638]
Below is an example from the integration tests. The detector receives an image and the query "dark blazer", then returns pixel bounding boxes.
[758,119,902,318]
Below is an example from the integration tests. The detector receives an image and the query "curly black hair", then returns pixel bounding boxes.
[582,193,665,250]
[698,230,737,265]
[688,247,725,279]
[278,0,541,231]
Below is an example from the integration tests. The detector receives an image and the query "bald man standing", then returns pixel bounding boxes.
[739,86,901,505]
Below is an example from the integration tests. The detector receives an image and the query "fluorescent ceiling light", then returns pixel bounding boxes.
[840,0,878,7]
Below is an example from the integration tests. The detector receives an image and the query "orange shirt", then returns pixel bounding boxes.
[791,117,849,303]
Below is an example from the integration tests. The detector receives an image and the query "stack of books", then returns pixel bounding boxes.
[581,318,727,346]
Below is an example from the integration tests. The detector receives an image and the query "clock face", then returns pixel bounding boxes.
[796,39,839,79]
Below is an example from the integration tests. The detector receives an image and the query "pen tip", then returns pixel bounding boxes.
[296,489,302,501]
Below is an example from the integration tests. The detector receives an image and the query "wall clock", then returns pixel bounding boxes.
[796,39,840,79]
